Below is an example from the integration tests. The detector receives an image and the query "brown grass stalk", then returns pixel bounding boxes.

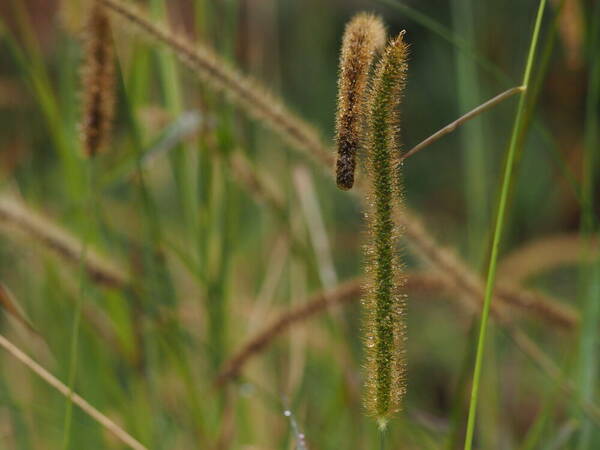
[400,86,524,162]
[215,269,574,385]
[215,272,600,425]
[215,273,451,385]
[99,0,332,167]
[498,232,598,283]
[0,282,38,335]
[400,212,579,329]
[0,195,129,289]
[0,333,147,450]
[228,151,285,213]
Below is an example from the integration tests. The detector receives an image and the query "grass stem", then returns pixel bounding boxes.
[401,86,524,162]
[62,160,95,450]
[0,333,146,449]
[463,2,547,449]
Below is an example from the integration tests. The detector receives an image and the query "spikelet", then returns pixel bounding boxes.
[335,13,386,190]
[362,32,409,426]
[80,2,115,157]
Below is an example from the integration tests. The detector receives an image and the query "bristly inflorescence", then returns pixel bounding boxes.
[335,13,386,190]
[362,32,409,427]
[80,2,115,157]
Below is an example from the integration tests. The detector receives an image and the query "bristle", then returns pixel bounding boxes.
[362,33,409,422]
[80,2,115,157]
[335,13,386,190]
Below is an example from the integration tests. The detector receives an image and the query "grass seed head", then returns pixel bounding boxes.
[80,3,115,157]
[335,13,386,190]
[362,31,409,423]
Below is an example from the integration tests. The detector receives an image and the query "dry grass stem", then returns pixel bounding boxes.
[400,211,578,329]
[228,151,285,212]
[495,283,578,328]
[215,267,574,386]
[0,333,147,450]
[100,0,332,166]
[0,195,129,289]
[401,86,525,162]
[0,282,38,335]
[498,232,598,283]
[215,279,361,386]
[293,166,339,289]
[215,271,468,386]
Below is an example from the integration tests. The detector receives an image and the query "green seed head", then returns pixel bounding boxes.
[362,32,409,422]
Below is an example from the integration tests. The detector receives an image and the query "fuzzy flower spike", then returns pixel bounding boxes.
[362,31,409,428]
[335,13,386,190]
[80,2,116,157]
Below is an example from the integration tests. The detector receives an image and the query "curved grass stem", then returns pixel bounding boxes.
[463,1,548,449]
[401,86,524,162]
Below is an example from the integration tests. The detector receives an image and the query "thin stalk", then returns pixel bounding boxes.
[62,161,95,450]
[0,334,146,450]
[463,2,547,449]
[401,86,523,162]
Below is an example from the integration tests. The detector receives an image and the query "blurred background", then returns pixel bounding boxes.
[0,0,598,448]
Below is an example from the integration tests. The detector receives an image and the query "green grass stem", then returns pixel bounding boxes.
[62,160,95,450]
[463,1,547,448]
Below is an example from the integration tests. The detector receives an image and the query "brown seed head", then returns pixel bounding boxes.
[80,3,115,157]
[335,13,386,190]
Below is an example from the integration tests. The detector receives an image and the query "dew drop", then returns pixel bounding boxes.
[284,410,291,417]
